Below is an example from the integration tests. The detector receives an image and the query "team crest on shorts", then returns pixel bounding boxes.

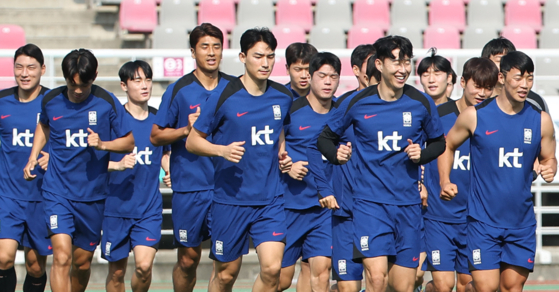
[403,112,412,127]
[89,111,97,125]
[338,260,347,275]
[273,105,281,120]
[432,250,440,265]
[524,128,532,144]
[50,215,58,229]
[179,229,187,242]
[105,242,111,256]
[473,249,481,265]
[360,236,369,251]
[216,240,224,255]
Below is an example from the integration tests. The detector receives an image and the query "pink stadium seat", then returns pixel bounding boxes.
[271,25,307,49]
[505,0,542,32]
[198,0,236,32]
[271,55,287,77]
[337,57,358,95]
[423,25,460,49]
[0,25,25,49]
[276,0,313,32]
[501,25,537,49]
[119,0,157,33]
[347,25,384,49]
[353,0,390,31]
[0,58,16,91]
[429,0,466,32]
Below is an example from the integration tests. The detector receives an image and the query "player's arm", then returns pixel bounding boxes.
[161,150,171,187]
[317,125,352,165]
[438,107,476,200]
[108,153,136,172]
[150,107,200,146]
[278,128,292,173]
[88,128,135,154]
[307,145,339,209]
[537,111,557,183]
[24,122,50,180]
[186,128,245,163]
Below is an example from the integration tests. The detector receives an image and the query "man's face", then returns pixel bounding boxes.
[353,54,371,89]
[500,68,533,103]
[286,60,310,92]
[14,55,45,92]
[240,41,275,81]
[420,65,451,99]
[445,82,454,98]
[310,64,340,101]
[376,48,411,90]
[121,68,152,104]
[461,77,493,106]
[192,35,222,73]
[66,73,95,103]
[489,53,505,70]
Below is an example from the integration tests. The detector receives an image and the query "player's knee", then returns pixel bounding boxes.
[52,251,72,268]
[0,253,15,270]
[135,261,153,280]
[310,268,330,286]
[464,281,476,292]
[260,262,282,283]
[365,270,386,286]
[72,258,91,271]
[216,270,236,287]
[178,253,199,271]
[415,274,424,287]
[25,262,45,278]
[108,268,126,283]
[432,279,454,292]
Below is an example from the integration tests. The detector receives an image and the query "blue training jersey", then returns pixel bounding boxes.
[0,86,49,201]
[40,85,132,202]
[194,78,293,205]
[154,72,234,193]
[283,96,334,210]
[424,100,470,223]
[285,83,301,99]
[469,98,541,228]
[327,84,444,205]
[105,107,170,218]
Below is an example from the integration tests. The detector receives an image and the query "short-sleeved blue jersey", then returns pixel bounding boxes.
[154,72,234,193]
[194,78,293,205]
[0,86,49,201]
[327,84,444,205]
[283,96,334,210]
[424,100,470,223]
[40,85,132,202]
[105,107,170,218]
[469,98,541,228]
[285,83,302,99]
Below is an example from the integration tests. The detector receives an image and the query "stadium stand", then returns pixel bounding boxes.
[462,26,499,49]
[152,25,189,49]
[391,0,428,31]
[276,0,313,32]
[309,25,346,49]
[347,25,384,49]
[423,25,461,49]
[353,0,390,32]
[197,0,236,32]
[543,0,559,28]
[0,25,24,89]
[237,0,275,28]
[429,0,466,32]
[159,0,197,30]
[467,0,504,31]
[271,25,307,49]
[119,0,157,33]
[501,25,538,49]
[505,0,542,33]
[315,0,353,31]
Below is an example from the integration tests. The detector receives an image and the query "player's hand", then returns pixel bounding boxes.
[419,182,428,208]
[288,161,308,180]
[538,164,555,183]
[87,128,105,150]
[37,151,49,171]
[24,159,38,181]
[163,170,172,188]
[221,141,245,163]
[186,107,201,134]
[117,153,136,171]
[337,142,352,164]
[319,195,340,209]
[405,139,421,163]
[279,151,292,173]
[440,182,458,201]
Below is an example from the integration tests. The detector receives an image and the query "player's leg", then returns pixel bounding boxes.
[304,207,333,292]
[70,247,94,292]
[23,248,48,292]
[209,257,243,292]
[466,219,502,292]
[0,239,19,292]
[468,270,500,292]
[253,242,285,292]
[456,273,472,292]
[106,258,128,292]
[429,272,455,292]
[387,263,417,292]
[295,261,311,292]
[337,281,361,292]
[455,222,472,292]
[499,264,529,292]
[131,246,157,292]
[50,234,73,292]
[414,252,426,291]
[0,197,27,292]
[332,216,362,292]
[278,264,296,291]
[499,224,536,292]
[308,257,330,292]
[362,257,388,292]
[174,247,202,292]
[22,200,52,292]
[279,209,305,291]
[102,216,134,292]
[129,213,161,292]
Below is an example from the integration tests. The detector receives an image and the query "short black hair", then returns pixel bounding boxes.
[240,27,277,54]
[62,48,98,85]
[309,52,341,76]
[449,68,457,84]
[481,37,516,59]
[285,43,318,67]
[14,44,44,66]
[350,44,375,68]
[416,48,453,77]
[462,57,499,89]
[366,54,381,82]
[373,35,413,62]
[500,51,534,76]
[189,23,224,49]
[118,60,153,83]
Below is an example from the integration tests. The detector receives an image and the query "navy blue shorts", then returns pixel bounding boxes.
[282,206,332,267]
[43,190,104,252]
[332,215,363,281]
[0,196,52,256]
[172,190,212,248]
[101,212,162,262]
[210,195,286,262]
[423,219,469,274]
[467,218,536,272]
[353,200,421,268]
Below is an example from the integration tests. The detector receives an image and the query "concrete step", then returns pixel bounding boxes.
[26,37,120,49]
[19,23,93,38]
[0,0,66,9]
[0,9,94,24]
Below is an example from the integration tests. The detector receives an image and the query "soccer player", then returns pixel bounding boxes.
[418,49,454,106]
[186,27,292,292]
[439,51,557,292]
[351,44,376,92]
[0,44,50,292]
[285,43,318,98]
[102,61,170,292]
[445,69,457,100]
[24,49,134,292]
[317,36,445,292]
[481,37,549,112]
[279,52,341,292]
[422,57,498,292]
[149,23,233,292]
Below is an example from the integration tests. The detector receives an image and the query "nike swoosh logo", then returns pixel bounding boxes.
[190,104,200,109]
[146,237,157,241]
[485,130,498,135]
[364,114,377,119]
[413,257,419,261]
[528,258,534,263]
[53,116,63,121]
[237,112,248,117]
[273,232,284,236]
[89,242,97,246]
[299,126,311,130]
[1,115,10,119]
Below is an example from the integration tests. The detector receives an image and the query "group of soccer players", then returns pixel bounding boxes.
[0,22,556,292]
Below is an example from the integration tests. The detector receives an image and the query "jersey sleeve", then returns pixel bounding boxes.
[110,95,133,138]
[326,97,353,136]
[193,91,221,136]
[307,144,334,198]
[422,96,444,139]
[161,92,180,128]
[154,83,174,128]
[40,101,49,126]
